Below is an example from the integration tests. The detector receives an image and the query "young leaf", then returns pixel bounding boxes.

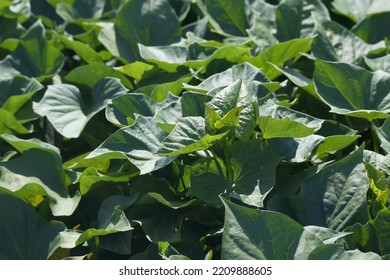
[207,80,258,141]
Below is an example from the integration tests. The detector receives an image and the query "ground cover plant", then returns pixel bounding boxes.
[0,0,390,260]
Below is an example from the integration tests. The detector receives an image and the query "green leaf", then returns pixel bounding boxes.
[332,0,390,23]
[0,189,65,260]
[184,45,252,72]
[206,80,259,141]
[138,44,187,72]
[164,132,228,157]
[0,17,24,41]
[0,20,64,78]
[203,0,248,36]
[99,0,181,62]
[0,75,43,110]
[158,116,226,155]
[181,92,213,117]
[138,73,192,102]
[268,135,324,162]
[312,19,382,63]
[158,241,191,260]
[363,150,390,175]
[299,147,370,230]
[314,135,361,159]
[373,117,390,153]
[247,14,278,49]
[33,78,128,138]
[74,195,137,248]
[127,193,205,243]
[259,98,324,130]
[55,0,107,20]
[106,93,179,127]
[221,198,324,260]
[0,136,81,216]
[251,38,313,79]
[364,54,390,72]
[275,0,329,41]
[229,139,281,208]
[258,116,316,139]
[64,62,134,90]
[79,163,139,195]
[189,157,231,207]
[0,109,31,134]
[54,33,103,64]
[269,64,318,97]
[304,226,352,244]
[314,60,390,121]
[87,116,175,174]
[308,244,381,260]
[168,0,191,21]
[345,207,390,255]
[352,12,390,44]
[184,62,273,93]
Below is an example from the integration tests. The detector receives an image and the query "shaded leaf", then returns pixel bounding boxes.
[0,135,80,216]
[0,188,65,259]
[204,0,248,36]
[352,12,390,44]
[300,147,370,230]
[0,20,64,78]
[221,198,324,260]
[99,0,181,62]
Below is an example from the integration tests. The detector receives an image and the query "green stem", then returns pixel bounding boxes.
[370,127,380,153]
[91,236,101,260]
[344,115,354,129]
[223,138,234,181]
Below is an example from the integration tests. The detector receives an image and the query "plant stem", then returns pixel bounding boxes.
[223,138,234,181]
[370,127,380,153]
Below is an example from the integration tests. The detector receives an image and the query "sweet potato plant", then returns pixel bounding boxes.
[0,0,390,260]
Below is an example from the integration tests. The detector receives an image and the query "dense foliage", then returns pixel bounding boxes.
[0,0,390,260]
